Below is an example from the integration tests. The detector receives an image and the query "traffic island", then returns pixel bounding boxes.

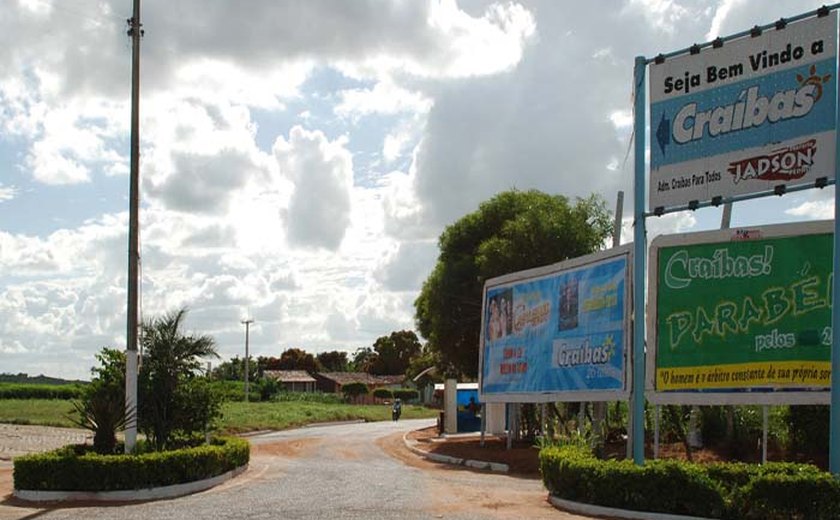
[13,436,249,503]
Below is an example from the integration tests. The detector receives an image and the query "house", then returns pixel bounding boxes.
[314,372,405,403]
[264,370,317,393]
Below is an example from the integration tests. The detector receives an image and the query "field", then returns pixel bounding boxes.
[0,399,77,428]
[0,398,438,433]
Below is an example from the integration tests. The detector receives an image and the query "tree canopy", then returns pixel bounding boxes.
[414,190,613,378]
[316,350,349,372]
[276,348,322,374]
[368,330,422,375]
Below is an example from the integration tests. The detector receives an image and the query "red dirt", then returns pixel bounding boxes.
[408,427,540,475]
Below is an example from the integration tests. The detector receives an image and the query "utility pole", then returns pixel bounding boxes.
[241,319,254,402]
[124,0,142,454]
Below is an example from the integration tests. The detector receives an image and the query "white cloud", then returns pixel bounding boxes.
[0,184,18,202]
[274,126,354,251]
[336,79,432,119]
[624,0,693,34]
[375,240,438,292]
[786,200,833,220]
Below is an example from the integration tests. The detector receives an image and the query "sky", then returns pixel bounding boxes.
[0,0,834,380]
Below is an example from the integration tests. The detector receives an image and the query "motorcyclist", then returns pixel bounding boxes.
[392,398,402,421]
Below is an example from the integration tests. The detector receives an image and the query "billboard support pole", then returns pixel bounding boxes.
[830,61,840,474]
[632,55,647,466]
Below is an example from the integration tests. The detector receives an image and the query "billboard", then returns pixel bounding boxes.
[649,11,837,209]
[647,221,832,405]
[479,245,631,403]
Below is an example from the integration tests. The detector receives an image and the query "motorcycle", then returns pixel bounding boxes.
[391,400,402,421]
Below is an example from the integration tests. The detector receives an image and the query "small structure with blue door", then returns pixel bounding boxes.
[434,382,481,433]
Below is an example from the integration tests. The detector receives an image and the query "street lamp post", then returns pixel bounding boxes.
[241,319,253,402]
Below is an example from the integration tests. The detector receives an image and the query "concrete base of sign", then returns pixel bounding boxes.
[444,379,457,434]
[14,464,247,503]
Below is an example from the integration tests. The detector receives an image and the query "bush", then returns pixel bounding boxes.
[256,377,280,401]
[787,405,829,457]
[737,471,840,520]
[69,348,130,454]
[0,383,84,400]
[14,436,249,492]
[372,388,393,400]
[341,382,369,402]
[393,389,419,402]
[540,444,835,519]
[272,391,342,404]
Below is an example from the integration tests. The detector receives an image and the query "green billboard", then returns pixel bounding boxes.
[651,223,832,395]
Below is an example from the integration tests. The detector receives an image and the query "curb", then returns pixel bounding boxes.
[548,495,714,520]
[303,419,366,428]
[14,464,248,503]
[402,431,509,473]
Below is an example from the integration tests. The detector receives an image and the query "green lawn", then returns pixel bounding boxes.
[0,399,77,428]
[0,398,438,433]
[219,401,437,433]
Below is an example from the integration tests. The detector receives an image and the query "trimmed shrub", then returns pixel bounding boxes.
[737,471,840,520]
[393,389,419,402]
[0,383,84,400]
[14,436,249,492]
[540,445,724,517]
[372,388,393,400]
[540,444,836,519]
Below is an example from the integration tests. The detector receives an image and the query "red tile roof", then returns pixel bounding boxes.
[315,372,405,386]
[264,370,317,383]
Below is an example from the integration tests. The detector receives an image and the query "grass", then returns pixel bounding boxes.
[219,401,438,433]
[0,398,438,433]
[0,399,77,428]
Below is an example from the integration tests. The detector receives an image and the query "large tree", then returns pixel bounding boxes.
[317,350,349,372]
[277,348,322,374]
[366,330,422,375]
[415,190,612,378]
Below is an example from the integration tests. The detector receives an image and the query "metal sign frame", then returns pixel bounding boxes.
[632,4,840,470]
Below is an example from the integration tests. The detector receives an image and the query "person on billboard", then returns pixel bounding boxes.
[499,297,509,338]
[488,300,501,341]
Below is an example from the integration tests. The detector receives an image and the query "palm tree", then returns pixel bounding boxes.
[70,348,134,454]
[139,308,219,450]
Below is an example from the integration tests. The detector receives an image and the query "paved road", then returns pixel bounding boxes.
[0,419,590,519]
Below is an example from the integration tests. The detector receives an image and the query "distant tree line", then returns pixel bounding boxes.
[210,329,433,380]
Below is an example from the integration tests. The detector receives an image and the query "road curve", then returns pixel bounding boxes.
[1,419,591,519]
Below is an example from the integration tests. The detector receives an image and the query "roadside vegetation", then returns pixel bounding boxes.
[0,396,436,433]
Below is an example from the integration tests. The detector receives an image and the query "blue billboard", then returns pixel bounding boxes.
[479,246,631,402]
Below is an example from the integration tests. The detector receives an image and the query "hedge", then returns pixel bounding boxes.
[0,383,84,400]
[372,388,393,399]
[14,436,249,492]
[540,444,840,519]
[393,389,419,401]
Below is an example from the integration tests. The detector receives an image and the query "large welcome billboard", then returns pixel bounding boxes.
[649,12,837,209]
[479,245,631,403]
[647,221,832,405]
